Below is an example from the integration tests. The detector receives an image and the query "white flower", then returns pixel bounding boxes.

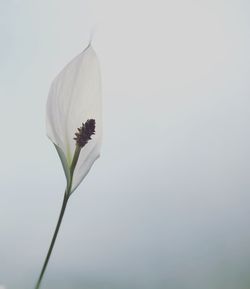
[46,44,102,193]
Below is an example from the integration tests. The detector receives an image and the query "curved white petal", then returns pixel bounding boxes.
[46,44,102,191]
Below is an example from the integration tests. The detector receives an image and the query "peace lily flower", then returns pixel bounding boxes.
[46,43,102,194]
[34,44,102,289]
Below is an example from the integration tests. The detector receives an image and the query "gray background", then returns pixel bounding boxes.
[0,0,250,288]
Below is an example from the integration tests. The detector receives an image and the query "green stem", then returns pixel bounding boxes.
[34,192,69,289]
[70,145,81,178]
[34,145,81,289]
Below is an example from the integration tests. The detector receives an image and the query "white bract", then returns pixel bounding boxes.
[46,44,102,193]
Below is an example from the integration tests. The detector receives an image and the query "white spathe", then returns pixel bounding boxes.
[46,44,102,193]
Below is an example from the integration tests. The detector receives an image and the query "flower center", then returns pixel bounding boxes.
[74,119,96,148]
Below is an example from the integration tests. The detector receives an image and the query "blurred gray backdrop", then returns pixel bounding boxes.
[0,0,250,288]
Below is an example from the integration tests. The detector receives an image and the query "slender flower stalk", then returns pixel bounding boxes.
[34,191,68,289]
[34,44,102,289]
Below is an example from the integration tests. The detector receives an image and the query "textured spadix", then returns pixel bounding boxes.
[46,44,102,193]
